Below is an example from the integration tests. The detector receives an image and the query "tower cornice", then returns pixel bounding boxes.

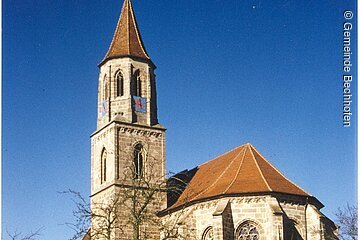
[91,119,166,138]
[98,55,156,69]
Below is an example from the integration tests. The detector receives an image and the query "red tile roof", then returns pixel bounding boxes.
[100,0,150,65]
[169,143,310,209]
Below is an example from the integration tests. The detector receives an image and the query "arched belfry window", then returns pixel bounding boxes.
[101,149,107,183]
[202,227,214,240]
[133,70,142,97]
[133,144,145,179]
[236,221,260,240]
[116,71,124,97]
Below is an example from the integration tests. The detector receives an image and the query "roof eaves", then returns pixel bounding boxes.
[98,55,156,68]
[160,191,314,217]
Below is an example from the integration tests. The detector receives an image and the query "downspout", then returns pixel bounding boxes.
[305,197,309,240]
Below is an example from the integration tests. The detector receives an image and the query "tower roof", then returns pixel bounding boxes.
[167,143,313,210]
[100,0,150,66]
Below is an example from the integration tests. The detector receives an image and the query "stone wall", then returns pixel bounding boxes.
[162,196,274,240]
[97,57,157,128]
[90,121,166,239]
[91,122,166,193]
[161,195,337,240]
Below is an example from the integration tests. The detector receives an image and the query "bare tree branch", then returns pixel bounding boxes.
[5,228,42,240]
[335,203,358,240]
[63,138,199,240]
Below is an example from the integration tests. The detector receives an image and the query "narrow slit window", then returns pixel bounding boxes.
[133,70,141,96]
[136,75,141,96]
[116,71,124,97]
[104,82,109,100]
[101,149,107,183]
[134,144,145,179]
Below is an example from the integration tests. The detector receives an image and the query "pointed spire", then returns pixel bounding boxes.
[100,0,150,65]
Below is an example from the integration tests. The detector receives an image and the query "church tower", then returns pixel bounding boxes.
[90,0,166,238]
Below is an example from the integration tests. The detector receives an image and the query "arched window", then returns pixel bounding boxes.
[104,75,109,100]
[133,144,145,179]
[133,70,141,96]
[236,221,260,240]
[116,71,124,97]
[101,149,107,183]
[202,227,214,240]
[284,219,302,240]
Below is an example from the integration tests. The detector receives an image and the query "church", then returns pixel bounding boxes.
[87,0,338,239]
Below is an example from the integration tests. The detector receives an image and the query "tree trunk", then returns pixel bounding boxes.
[133,224,140,240]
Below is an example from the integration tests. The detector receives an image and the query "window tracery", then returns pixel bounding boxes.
[236,221,260,240]
[202,226,214,240]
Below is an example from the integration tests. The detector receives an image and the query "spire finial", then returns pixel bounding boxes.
[100,0,150,66]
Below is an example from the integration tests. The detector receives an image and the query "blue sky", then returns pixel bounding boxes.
[3,0,357,239]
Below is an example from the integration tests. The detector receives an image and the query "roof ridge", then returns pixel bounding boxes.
[250,145,311,196]
[126,0,130,54]
[100,0,150,65]
[103,1,127,60]
[198,144,246,167]
[223,146,248,194]
[248,145,272,191]
[128,0,149,59]
[191,146,247,201]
